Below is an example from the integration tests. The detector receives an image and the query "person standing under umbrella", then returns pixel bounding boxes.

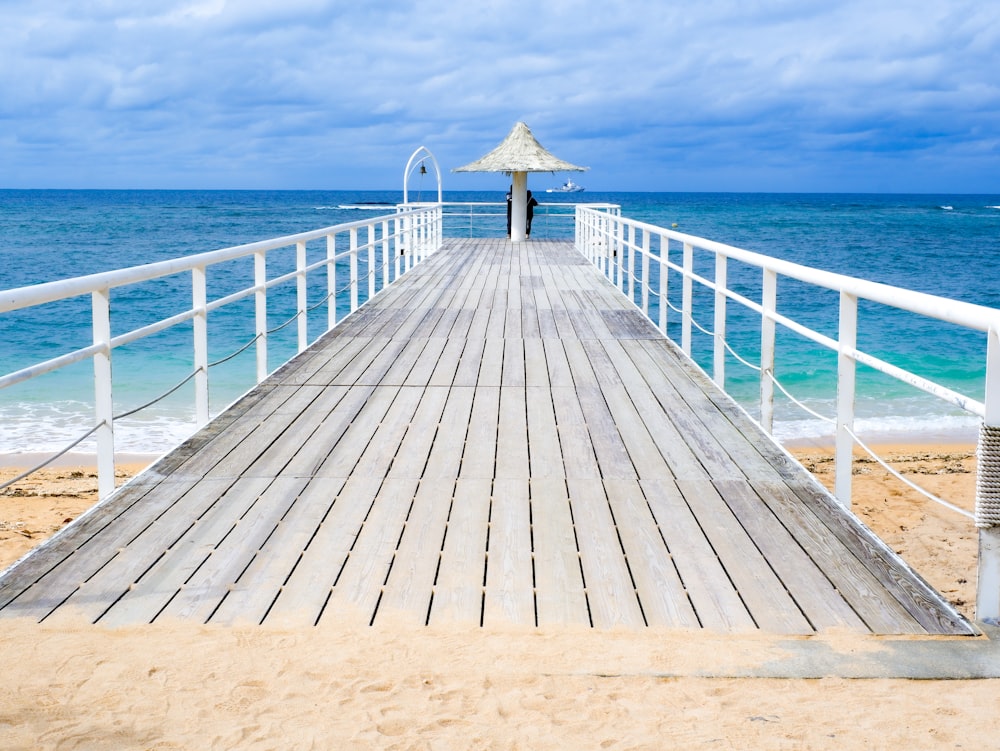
[526,190,539,237]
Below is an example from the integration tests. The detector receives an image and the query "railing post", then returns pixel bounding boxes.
[326,233,337,330]
[367,225,376,302]
[625,224,636,305]
[349,227,359,313]
[192,266,209,427]
[976,325,1000,623]
[682,242,694,356]
[296,241,308,352]
[92,288,115,499]
[254,250,267,383]
[404,215,413,273]
[713,252,727,387]
[658,234,668,334]
[393,216,401,280]
[612,220,625,292]
[760,268,777,434]
[381,219,390,288]
[641,229,650,317]
[835,292,858,506]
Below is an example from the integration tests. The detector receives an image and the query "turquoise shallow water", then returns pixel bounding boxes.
[1,189,999,456]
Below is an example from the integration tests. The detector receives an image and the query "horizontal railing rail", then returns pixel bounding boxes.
[0,204,443,498]
[439,201,618,239]
[575,204,1000,623]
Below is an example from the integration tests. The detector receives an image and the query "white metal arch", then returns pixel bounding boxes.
[403,146,443,204]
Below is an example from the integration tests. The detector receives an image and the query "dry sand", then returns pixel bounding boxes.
[0,445,995,750]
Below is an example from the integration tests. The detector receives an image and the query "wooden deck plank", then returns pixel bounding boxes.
[204,478,349,626]
[278,385,375,477]
[675,476,813,633]
[478,337,505,387]
[712,478,870,631]
[460,386,499,480]
[523,338,549,388]
[387,386,450,480]
[313,386,400,478]
[501,337,525,387]
[349,386,425,480]
[531,478,589,626]
[550,387,602,480]
[404,337,448,387]
[265,476,382,624]
[603,479,701,628]
[566,478,645,628]
[428,338,467,387]
[453,337,487,387]
[72,476,274,625]
[318,478,420,626]
[0,477,214,621]
[150,477,309,624]
[632,337,970,633]
[640,478,756,630]
[380,337,434,385]
[495,387,529,480]
[526,387,564,479]
[601,339,711,480]
[423,387,475,481]
[376,478,454,625]
[429,478,491,626]
[483,478,534,626]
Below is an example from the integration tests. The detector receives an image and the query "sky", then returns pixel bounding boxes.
[2,0,999,193]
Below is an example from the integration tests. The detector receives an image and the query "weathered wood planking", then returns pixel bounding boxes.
[0,239,975,635]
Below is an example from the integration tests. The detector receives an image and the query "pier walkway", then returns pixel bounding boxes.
[0,239,975,634]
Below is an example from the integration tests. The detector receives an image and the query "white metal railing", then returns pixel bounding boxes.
[440,201,615,239]
[575,204,1000,624]
[0,204,443,499]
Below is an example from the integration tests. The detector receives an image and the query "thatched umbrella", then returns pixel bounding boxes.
[453,122,588,241]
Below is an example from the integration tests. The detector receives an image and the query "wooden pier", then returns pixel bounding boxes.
[0,239,975,634]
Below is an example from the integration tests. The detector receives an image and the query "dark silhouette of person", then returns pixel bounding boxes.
[526,190,539,237]
[506,187,512,238]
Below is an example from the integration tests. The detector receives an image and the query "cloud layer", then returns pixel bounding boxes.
[2,0,998,191]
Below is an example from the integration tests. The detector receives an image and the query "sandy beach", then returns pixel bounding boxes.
[1,444,995,749]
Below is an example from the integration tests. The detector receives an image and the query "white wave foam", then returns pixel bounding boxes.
[774,412,980,445]
[0,401,196,456]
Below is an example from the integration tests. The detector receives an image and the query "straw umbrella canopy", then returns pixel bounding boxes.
[453,122,588,241]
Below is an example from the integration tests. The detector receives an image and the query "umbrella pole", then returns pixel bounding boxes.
[510,171,527,242]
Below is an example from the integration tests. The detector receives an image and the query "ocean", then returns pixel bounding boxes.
[1,188,999,457]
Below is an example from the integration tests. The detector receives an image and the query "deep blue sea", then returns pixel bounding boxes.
[2,189,999,457]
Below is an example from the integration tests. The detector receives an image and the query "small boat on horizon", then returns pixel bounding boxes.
[546,179,585,193]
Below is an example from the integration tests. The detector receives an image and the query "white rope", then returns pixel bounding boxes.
[765,369,836,426]
[846,426,975,521]
[976,424,1000,528]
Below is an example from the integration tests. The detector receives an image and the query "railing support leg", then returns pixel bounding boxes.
[641,231,650,317]
[367,226,376,301]
[296,241,308,352]
[326,234,337,330]
[92,288,115,499]
[682,242,694,356]
[835,292,858,506]
[254,250,267,383]
[658,235,668,335]
[712,253,727,387]
[976,326,1000,624]
[349,228,359,312]
[192,266,209,427]
[759,269,777,434]
[381,220,389,287]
